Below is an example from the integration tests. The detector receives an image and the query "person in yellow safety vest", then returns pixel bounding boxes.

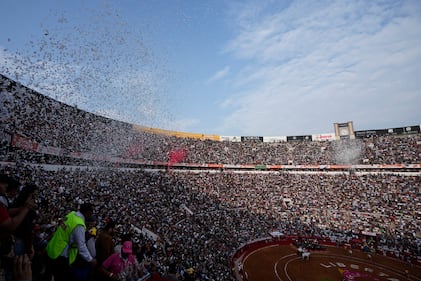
[46,203,97,281]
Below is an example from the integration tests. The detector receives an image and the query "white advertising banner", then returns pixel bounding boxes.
[220,136,242,142]
[263,136,287,142]
[312,133,335,141]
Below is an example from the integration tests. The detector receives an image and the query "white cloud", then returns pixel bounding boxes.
[207,66,230,83]
[219,0,421,135]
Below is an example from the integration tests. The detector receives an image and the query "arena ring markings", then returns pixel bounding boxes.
[242,245,421,281]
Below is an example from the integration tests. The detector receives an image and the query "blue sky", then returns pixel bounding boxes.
[1,0,420,136]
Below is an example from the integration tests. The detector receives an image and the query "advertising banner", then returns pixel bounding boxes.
[255,164,267,170]
[241,136,263,142]
[287,135,312,141]
[355,129,388,138]
[263,136,287,142]
[355,125,420,138]
[312,133,335,141]
[37,144,62,156]
[132,124,220,140]
[220,136,241,142]
[11,134,38,151]
[387,125,420,135]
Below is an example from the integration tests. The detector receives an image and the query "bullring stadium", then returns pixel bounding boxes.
[1,73,420,280]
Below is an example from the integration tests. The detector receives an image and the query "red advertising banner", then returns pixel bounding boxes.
[207,164,223,168]
[11,134,38,151]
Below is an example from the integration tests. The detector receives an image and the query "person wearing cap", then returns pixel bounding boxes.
[45,203,97,281]
[99,240,142,281]
[85,215,98,259]
[86,227,97,258]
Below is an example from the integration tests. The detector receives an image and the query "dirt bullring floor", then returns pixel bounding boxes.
[241,245,421,281]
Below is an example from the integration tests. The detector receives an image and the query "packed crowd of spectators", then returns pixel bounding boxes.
[2,73,421,166]
[1,73,421,280]
[1,164,420,280]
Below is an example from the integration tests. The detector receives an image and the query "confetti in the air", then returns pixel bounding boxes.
[1,3,173,129]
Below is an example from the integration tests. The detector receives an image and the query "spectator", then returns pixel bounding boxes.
[0,177,20,210]
[95,220,116,267]
[86,227,97,258]
[0,175,34,237]
[10,184,39,257]
[99,240,143,281]
[0,175,36,281]
[69,225,98,281]
[45,203,96,281]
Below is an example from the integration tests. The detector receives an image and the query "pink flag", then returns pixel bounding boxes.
[168,148,187,168]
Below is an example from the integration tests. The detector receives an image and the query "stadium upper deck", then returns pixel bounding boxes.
[1,73,420,169]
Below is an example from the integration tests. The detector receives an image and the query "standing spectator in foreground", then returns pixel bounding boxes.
[85,215,98,259]
[0,175,35,237]
[11,184,39,257]
[1,175,36,281]
[45,203,96,281]
[94,220,116,280]
[95,220,116,266]
[86,227,97,259]
[69,226,98,281]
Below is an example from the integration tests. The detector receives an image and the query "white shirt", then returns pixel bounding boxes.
[86,236,96,258]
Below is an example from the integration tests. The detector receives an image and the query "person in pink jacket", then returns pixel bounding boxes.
[99,240,142,281]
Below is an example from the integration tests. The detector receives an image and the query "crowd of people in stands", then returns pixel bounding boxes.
[1,74,421,281]
[1,165,420,280]
[2,74,421,167]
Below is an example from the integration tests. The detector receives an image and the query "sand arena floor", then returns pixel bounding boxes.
[242,245,421,281]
